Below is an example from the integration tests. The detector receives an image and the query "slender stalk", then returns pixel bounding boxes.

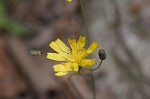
[79,69,96,99]
[78,1,97,99]
[90,60,103,71]
[91,72,96,99]
[79,0,90,44]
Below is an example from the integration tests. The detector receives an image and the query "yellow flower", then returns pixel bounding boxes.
[66,0,72,2]
[47,36,99,76]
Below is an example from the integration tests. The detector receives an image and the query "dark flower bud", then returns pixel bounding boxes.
[98,49,106,60]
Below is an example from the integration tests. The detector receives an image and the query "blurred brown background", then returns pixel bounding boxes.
[0,0,150,99]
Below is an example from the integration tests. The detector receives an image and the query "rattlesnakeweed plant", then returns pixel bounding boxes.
[31,0,106,99]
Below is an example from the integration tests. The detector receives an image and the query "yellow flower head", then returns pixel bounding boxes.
[66,0,72,2]
[47,36,99,76]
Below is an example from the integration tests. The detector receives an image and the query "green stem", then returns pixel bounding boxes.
[90,60,103,71]
[79,0,90,44]
[79,69,96,99]
[78,1,97,99]
[91,72,96,99]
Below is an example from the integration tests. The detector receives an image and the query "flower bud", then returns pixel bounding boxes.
[30,50,42,56]
[98,49,106,60]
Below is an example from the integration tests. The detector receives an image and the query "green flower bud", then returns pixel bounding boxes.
[30,50,42,56]
[98,49,106,60]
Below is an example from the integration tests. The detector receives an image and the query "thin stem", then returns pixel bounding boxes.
[90,60,103,71]
[78,1,99,99]
[91,72,96,99]
[79,0,90,44]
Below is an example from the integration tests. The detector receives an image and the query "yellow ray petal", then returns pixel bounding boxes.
[66,0,72,2]
[72,63,79,72]
[49,42,62,53]
[77,36,86,50]
[79,59,95,67]
[58,52,76,62]
[84,41,99,57]
[66,62,78,72]
[53,64,65,72]
[47,53,66,61]
[78,48,86,60]
[54,63,73,72]
[55,39,70,53]
[59,52,70,59]
[55,72,68,76]
[68,39,77,56]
